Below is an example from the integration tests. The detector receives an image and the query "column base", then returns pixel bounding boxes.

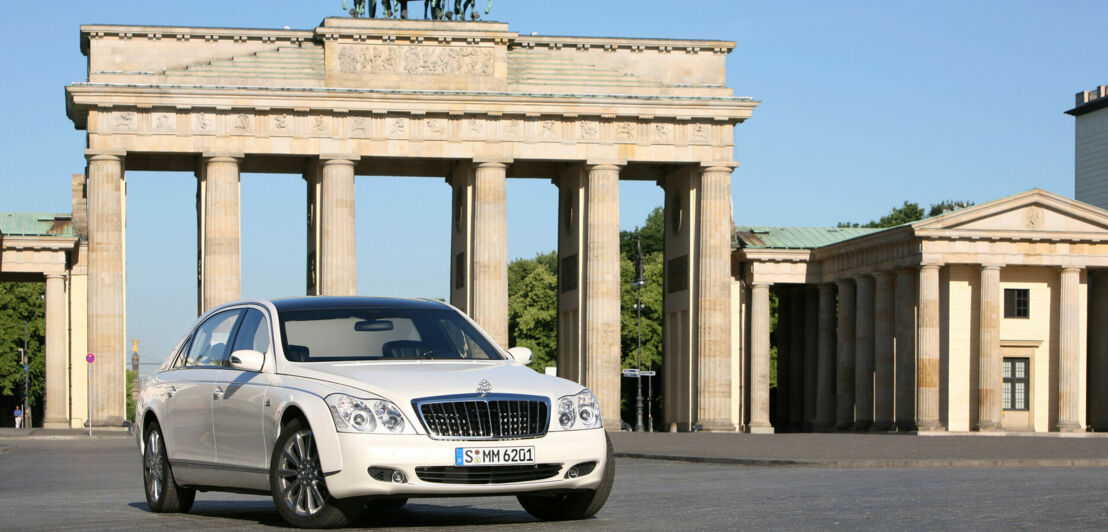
[853,420,873,432]
[835,422,854,431]
[975,421,1001,432]
[1057,422,1084,433]
[698,420,737,432]
[895,422,917,432]
[871,421,894,432]
[747,422,775,434]
[43,421,69,429]
[917,420,944,432]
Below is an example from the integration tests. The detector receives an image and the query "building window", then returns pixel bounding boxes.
[1003,288,1029,318]
[1002,357,1029,411]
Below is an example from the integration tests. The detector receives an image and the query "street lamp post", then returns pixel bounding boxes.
[633,235,646,433]
[22,322,29,429]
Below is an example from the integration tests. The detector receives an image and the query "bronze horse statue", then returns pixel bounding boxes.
[345,0,491,20]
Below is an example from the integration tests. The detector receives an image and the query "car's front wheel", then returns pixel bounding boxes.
[517,433,615,521]
[270,418,363,528]
[143,422,195,513]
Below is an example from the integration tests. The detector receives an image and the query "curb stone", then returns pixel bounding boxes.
[614,452,1108,469]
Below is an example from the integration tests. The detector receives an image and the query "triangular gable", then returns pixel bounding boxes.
[911,189,1108,234]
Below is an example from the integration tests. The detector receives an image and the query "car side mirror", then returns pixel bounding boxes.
[506,346,533,366]
[229,349,265,372]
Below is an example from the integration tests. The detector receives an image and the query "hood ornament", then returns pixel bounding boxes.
[477,379,492,396]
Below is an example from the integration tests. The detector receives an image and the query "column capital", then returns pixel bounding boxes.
[699,161,739,172]
[920,263,942,271]
[851,273,874,283]
[585,162,623,173]
[981,263,1004,271]
[751,281,772,289]
[872,270,895,280]
[473,159,512,168]
[201,152,243,161]
[835,277,854,287]
[1060,266,1083,274]
[84,149,125,162]
[44,273,66,281]
[585,159,626,168]
[319,153,360,164]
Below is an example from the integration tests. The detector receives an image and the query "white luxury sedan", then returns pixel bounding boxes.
[136,296,612,528]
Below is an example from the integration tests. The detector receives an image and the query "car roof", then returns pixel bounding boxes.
[268,296,450,313]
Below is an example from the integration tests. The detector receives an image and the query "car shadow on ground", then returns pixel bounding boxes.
[128,499,541,528]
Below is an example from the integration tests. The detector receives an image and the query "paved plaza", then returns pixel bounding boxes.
[0,433,1105,530]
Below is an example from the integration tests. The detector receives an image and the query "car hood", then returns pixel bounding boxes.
[283,359,580,405]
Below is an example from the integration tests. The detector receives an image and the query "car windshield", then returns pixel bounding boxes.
[277,307,503,362]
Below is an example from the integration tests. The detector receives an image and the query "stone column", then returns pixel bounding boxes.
[873,271,895,430]
[977,264,1002,431]
[198,155,241,313]
[814,283,836,430]
[584,164,622,429]
[895,268,917,431]
[748,283,773,433]
[471,161,509,348]
[803,287,819,429]
[835,279,856,430]
[319,157,358,296]
[917,264,943,431]
[696,166,735,431]
[1058,267,1084,432]
[1091,270,1108,431]
[776,290,792,429]
[43,273,68,428]
[788,289,805,430]
[86,151,126,426]
[853,275,875,431]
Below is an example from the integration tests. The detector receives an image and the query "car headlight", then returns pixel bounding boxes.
[557,389,602,430]
[325,394,409,434]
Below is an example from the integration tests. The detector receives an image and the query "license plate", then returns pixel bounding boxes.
[455,446,535,466]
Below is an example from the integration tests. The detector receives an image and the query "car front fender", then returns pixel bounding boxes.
[268,387,344,475]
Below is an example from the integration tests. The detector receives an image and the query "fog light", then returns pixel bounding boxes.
[391,470,406,483]
[564,461,597,479]
[368,466,405,483]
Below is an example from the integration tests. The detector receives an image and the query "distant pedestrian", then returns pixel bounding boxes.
[14,406,23,429]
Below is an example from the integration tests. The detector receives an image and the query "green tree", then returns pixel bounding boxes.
[507,252,558,373]
[0,282,45,425]
[927,199,974,217]
[619,206,664,258]
[126,369,137,422]
[839,199,974,229]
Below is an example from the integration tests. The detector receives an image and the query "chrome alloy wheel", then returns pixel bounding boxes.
[144,429,165,504]
[276,429,329,517]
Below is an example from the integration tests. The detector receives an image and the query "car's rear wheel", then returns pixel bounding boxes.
[517,433,614,521]
[270,418,363,528]
[143,422,195,513]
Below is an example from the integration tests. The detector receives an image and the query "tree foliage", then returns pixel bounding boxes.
[0,282,45,425]
[838,199,974,228]
[507,252,558,373]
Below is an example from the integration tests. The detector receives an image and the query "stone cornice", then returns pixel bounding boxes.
[80,24,314,55]
[1,235,79,252]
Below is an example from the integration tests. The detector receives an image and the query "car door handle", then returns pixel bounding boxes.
[167,386,176,398]
[213,386,224,399]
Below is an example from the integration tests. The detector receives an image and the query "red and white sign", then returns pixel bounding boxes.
[86,353,95,364]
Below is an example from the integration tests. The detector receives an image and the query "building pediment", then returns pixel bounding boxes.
[912,189,1108,237]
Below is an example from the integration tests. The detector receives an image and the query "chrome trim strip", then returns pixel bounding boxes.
[412,393,551,441]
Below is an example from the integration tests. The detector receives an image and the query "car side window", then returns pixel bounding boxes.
[185,310,243,368]
[231,309,271,357]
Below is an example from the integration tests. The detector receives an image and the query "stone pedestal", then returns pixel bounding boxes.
[748,283,773,433]
[814,283,836,430]
[1058,267,1084,432]
[872,272,895,430]
[318,157,358,296]
[835,279,855,430]
[853,275,874,431]
[43,273,68,428]
[977,265,1002,431]
[198,155,241,313]
[86,151,126,427]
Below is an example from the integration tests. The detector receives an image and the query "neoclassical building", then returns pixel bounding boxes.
[730,189,1108,433]
[63,18,756,427]
[0,176,90,428]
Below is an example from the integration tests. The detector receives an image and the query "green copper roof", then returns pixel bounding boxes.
[0,213,77,238]
[733,226,885,249]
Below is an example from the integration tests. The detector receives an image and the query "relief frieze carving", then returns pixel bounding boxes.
[615,122,635,141]
[349,116,370,137]
[311,115,329,135]
[424,118,447,137]
[386,117,408,138]
[192,113,215,134]
[152,112,176,132]
[232,113,252,134]
[114,111,138,132]
[271,114,291,133]
[578,121,599,140]
[540,120,560,139]
[690,123,710,143]
[652,123,673,143]
[337,45,493,76]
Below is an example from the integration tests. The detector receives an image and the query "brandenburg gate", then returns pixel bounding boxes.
[65,18,757,428]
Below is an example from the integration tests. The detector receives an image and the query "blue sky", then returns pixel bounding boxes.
[1,1,1103,371]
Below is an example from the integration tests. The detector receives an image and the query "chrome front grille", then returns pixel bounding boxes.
[413,394,550,440]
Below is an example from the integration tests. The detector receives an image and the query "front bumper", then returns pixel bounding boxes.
[324,428,608,499]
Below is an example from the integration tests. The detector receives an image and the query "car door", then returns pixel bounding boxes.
[163,309,243,465]
[213,307,272,471]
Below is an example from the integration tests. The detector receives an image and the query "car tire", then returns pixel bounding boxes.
[270,418,363,528]
[143,422,196,513]
[365,497,408,509]
[517,432,614,521]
